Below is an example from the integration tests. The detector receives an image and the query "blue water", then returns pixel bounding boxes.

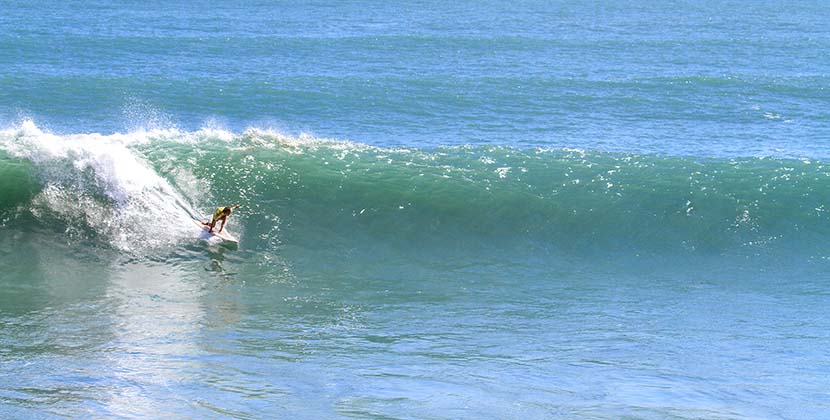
[4,1,830,154]
[2,1,830,418]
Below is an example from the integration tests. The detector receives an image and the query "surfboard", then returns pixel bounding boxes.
[192,218,239,244]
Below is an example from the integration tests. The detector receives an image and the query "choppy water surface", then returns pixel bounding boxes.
[2,1,830,418]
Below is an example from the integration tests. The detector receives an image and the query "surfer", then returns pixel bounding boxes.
[204,205,240,233]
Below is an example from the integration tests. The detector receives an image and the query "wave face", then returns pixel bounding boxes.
[2,121,829,263]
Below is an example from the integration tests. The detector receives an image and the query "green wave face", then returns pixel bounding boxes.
[2,122,830,260]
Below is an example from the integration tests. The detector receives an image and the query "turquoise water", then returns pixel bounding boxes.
[2,1,830,418]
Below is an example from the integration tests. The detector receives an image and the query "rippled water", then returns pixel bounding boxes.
[2,1,830,418]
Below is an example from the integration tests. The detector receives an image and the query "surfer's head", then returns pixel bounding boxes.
[223,206,233,215]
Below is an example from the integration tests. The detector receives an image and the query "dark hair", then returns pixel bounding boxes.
[223,207,232,213]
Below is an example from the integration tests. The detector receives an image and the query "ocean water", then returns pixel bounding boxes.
[1,1,830,418]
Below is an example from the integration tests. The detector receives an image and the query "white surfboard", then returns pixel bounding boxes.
[192,218,239,244]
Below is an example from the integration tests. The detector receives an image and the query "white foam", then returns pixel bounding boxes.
[0,121,205,252]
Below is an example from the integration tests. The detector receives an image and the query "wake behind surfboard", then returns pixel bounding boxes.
[191,218,239,244]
